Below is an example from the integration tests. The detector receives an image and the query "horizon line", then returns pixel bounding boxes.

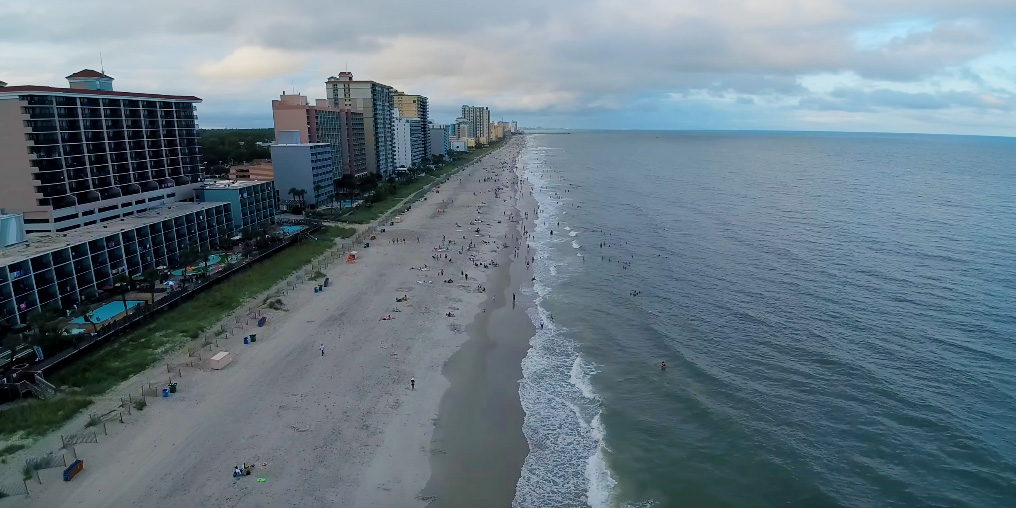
[197,126,1016,140]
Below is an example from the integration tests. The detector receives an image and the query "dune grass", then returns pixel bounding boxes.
[0,443,27,457]
[0,398,94,439]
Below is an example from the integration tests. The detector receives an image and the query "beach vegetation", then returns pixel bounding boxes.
[0,227,353,440]
[0,443,26,457]
[0,397,94,438]
[336,138,505,224]
[199,128,273,168]
[84,413,102,428]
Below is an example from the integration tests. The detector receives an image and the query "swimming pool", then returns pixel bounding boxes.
[71,300,144,323]
[171,254,222,276]
[280,225,306,235]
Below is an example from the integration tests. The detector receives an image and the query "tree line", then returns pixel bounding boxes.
[200,128,274,177]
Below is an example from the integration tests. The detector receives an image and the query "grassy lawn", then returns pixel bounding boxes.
[340,175,437,224]
[0,226,354,440]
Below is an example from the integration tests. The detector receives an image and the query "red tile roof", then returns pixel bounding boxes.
[0,85,201,101]
[66,69,111,79]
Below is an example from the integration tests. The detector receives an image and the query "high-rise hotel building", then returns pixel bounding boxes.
[326,72,396,178]
[272,93,367,179]
[0,70,277,326]
[393,92,430,158]
[0,70,202,233]
[461,105,490,144]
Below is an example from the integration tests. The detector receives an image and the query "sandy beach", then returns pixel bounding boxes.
[6,136,530,508]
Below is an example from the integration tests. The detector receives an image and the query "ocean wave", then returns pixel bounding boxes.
[586,415,615,508]
[570,356,600,401]
[514,142,618,508]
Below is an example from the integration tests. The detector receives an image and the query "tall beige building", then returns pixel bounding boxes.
[325,72,396,177]
[393,92,430,157]
[461,105,490,144]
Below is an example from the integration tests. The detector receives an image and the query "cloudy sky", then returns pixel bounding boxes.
[2,0,1014,135]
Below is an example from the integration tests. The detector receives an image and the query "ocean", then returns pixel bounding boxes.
[512,131,1016,508]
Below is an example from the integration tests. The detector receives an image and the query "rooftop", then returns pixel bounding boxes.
[199,179,272,190]
[271,142,330,147]
[0,85,200,102]
[66,69,112,80]
[0,202,226,266]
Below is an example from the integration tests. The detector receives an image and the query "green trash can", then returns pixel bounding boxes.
[169,383,178,394]
[250,334,257,342]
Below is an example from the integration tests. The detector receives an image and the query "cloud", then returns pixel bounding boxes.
[0,0,1013,133]
[799,88,1013,112]
[194,46,307,80]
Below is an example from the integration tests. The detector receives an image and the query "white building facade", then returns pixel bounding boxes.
[393,110,413,170]
[269,136,335,206]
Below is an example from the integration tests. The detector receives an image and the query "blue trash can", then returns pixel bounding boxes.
[243,336,250,344]
[162,388,169,398]
[314,287,319,293]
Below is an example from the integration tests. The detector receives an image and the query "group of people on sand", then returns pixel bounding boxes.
[233,462,260,477]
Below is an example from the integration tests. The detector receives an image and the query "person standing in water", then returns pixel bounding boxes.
[411,378,416,390]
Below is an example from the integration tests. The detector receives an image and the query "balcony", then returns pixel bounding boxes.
[26,106,56,119]
[25,96,53,106]
[64,155,87,168]
[30,146,61,159]
[29,120,58,132]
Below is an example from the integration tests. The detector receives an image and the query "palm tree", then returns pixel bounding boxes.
[141,269,160,303]
[23,308,67,353]
[177,248,200,289]
[336,174,357,205]
[199,246,212,279]
[111,272,135,313]
[72,289,104,337]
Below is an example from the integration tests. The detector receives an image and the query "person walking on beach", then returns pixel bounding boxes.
[320,343,325,356]
[410,378,416,390]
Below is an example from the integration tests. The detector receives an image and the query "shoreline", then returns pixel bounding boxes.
[423,140,536,507]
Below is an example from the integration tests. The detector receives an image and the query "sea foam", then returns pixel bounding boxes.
[513,141,618,508]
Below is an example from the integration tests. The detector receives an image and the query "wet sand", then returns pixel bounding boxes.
[424,148,538,508]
